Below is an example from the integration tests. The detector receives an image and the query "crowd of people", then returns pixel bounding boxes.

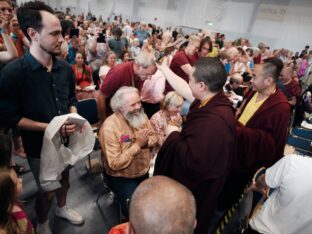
[0,0,312,233]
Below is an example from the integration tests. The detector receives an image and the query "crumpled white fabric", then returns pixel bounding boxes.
[39,113,95,191]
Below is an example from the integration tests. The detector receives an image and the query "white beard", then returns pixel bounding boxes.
[124,108,148,129]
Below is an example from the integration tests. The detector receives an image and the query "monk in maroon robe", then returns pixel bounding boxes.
[220,62,290,210]
[280,66,302,108]
[154,58,236,234]
[235,88,290,173]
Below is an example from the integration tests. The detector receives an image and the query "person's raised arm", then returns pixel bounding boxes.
[157,63,194,103]
[180,63,193,77]
[0,16,18,63]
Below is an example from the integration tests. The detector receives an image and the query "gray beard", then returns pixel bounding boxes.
[124,108,147,129]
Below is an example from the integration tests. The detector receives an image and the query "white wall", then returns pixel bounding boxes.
[17,0,312,52]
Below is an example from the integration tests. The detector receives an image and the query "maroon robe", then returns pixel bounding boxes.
[284,79,301,99]
[154,92,236,234]
[235,88,290,174]
[219,88,291,211]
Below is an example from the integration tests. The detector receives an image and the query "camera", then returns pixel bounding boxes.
[97,33,106,43]
[242,72,252,83]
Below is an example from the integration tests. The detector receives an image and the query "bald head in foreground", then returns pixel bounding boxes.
[129,176,196,234]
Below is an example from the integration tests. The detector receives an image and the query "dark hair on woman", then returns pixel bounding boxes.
[0,134,12,168]
[0,170,19,234]
[75,52,92,82]
[199,36,212,53]
[237,47,246,56]
[16,1,55,41]
[121,50,130,61]
[246,48,253,57]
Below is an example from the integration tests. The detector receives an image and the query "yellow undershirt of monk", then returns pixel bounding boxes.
[199,96,212,108]
[238,92,268,126]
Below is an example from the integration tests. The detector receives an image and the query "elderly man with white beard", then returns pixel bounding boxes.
[99,86,158,217]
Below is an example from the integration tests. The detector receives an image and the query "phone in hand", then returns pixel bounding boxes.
[97,33,106,43]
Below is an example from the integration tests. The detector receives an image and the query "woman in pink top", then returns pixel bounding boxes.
[297,54,309,78]
[150,91,184,154]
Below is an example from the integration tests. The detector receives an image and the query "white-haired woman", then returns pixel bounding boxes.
[150,91,184,153]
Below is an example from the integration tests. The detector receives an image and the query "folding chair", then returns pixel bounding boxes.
[96,152,123,223]
[213,185,253,234]
[286,135,311,156]
[77,98,100,174]
[290,127,312,141]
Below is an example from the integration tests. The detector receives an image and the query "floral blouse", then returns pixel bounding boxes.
[150,110,182,152]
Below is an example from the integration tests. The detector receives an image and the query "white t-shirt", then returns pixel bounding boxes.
[99,65,111,77]
[249,155,312,234]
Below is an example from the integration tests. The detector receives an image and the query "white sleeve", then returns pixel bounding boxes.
[99,66,110,77]
[265,155,293,188]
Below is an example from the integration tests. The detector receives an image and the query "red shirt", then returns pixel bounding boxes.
[253,54,261,64]
[284,79,301,99]
[72,65,92,88]
[100,61,142,116]
[166,50,197,93]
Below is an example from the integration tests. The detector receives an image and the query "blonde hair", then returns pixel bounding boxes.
[161,91,184,111]
[188,35,200,45]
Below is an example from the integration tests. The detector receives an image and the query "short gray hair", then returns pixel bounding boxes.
[110,86,139,113]
[135,51,155,69]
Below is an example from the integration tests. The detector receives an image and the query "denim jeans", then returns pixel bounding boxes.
[107,174,148,217]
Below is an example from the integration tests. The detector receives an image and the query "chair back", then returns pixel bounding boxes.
[290,127,312,141]
[77,98,99,125]
[287,135,311,155]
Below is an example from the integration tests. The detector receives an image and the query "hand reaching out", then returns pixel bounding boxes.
[169,115,182,127]
[166,124,180,136]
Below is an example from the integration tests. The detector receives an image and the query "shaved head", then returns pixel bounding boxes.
[280,66,293,83]
[129,176,196,234]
